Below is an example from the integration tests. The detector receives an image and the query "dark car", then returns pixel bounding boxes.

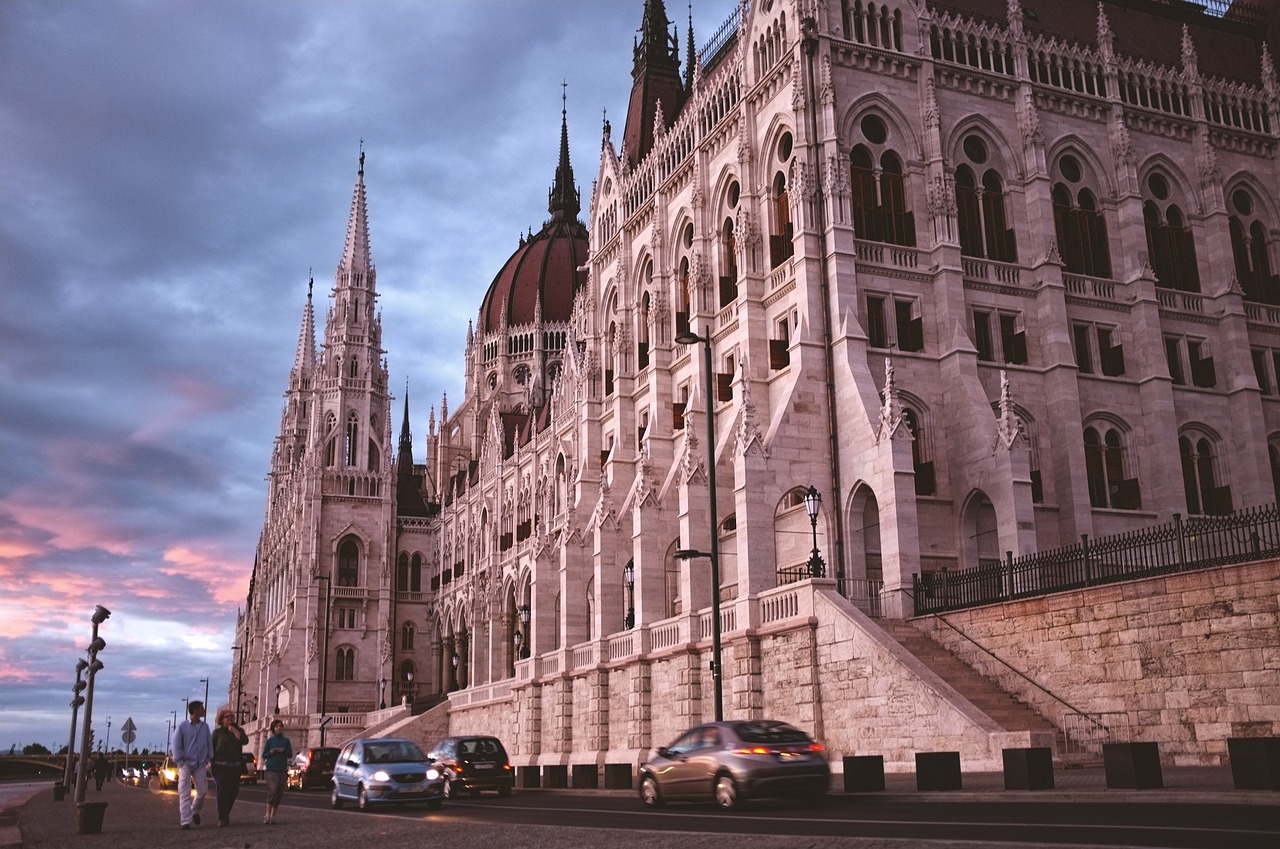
[330,737,444,811]
[427,735,514,798]
[638,720,829,809]
[240,752,259,784]
[287,746,339,790]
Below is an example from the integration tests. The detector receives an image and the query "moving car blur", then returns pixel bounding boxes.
[287,746,340,790]
[638,720,829,809]
[329,737,444,811]
[427,735,514,798]
[240,752,259,784]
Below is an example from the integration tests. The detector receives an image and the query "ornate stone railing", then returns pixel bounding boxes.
[1063,273,1118,302]
[1157,289,1204,313]
[855,239,921,271]
[963,256,1023,286]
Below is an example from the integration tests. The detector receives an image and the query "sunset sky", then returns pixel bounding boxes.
[0,0,729,752]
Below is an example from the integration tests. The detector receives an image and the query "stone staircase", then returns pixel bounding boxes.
[876,619,1062,749]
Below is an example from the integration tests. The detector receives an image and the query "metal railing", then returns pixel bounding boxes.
[913,504,1280,615]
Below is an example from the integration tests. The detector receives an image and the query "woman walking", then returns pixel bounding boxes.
[261,719,292,824]
[210,708,249,827]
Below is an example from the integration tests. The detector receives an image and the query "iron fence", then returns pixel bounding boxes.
[913,504,1280,615]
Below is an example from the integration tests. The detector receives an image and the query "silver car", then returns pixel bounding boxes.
[330,737,444,811]
[638,720,829,809]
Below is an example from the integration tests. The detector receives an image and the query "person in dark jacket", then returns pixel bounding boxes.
[210,708,249,827]
[92,752,110,790]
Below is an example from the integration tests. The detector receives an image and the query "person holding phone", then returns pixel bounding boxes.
[261,719,293,824]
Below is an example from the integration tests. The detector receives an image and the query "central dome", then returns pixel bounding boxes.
[477,107,587,334]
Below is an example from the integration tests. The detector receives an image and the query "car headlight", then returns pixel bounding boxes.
[425,768,440,780]
[163,769,177,781]
[371,770,391,782]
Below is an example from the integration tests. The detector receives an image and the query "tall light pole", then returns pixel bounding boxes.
[61,659,89,797]
[105,717,111,753]
[623,560,636,629]
[804,485,826,578]
[675,323,723,722]
[75,604,110,806]
[379,678,386,710]
[199,677,209,712]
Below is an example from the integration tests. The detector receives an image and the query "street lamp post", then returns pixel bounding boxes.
[105,718,111,753]
[61,659,90,797]
[674,324,724,722]
[75,605,110,806]
[379,678,386,710]
[623,560,636,629]
[518,604,531,660]
[804,485,826,578]
[274,683,282,715]
[199,677,209,713]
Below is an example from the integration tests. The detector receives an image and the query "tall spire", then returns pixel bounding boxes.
[685,2,697,92]
[339,144,374,280]
[292,274,316,375]
[398,382,414,473]
[548,84,581,221]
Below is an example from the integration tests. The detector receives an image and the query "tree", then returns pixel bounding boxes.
[23,743,51,755]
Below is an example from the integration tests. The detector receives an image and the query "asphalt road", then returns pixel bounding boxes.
[239,783,1280,848]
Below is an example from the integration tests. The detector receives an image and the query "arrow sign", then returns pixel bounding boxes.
[121,717,136,733]
[120,717,137,745]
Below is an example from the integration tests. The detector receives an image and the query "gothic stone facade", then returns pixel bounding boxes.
[235,0,1280,769]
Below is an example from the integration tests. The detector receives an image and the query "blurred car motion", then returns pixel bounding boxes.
[427,735,514,798]
[638,720,829,809]
[330,737,443,811]
[287,746,339,790]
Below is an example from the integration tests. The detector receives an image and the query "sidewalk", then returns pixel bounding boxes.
[6,767,1276,849]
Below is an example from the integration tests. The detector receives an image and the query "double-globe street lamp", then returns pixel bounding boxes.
[674,324,724,722]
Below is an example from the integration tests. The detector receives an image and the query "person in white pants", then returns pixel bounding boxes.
[171,701,212,829]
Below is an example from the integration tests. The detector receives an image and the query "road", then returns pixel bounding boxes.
[231,783,1280,848]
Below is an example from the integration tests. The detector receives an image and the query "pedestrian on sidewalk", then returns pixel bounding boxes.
[171,700,212,829]
[211,709,249,827]
[261,719,292,824]
[92,752,110,791]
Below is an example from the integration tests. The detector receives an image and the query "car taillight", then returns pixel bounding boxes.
[735,747,772,755]
[503,763,512,771]
[809,743,825,752]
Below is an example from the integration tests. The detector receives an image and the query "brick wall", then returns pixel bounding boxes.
[912,560,1280,766]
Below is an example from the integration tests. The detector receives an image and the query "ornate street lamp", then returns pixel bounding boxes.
[379,678,386,710]
[61,659,89,798]
[804,485,826,578]
[75,605,110,808]
[623,560,636,629]
[518,604,531,659]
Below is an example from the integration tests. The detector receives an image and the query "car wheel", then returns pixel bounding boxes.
[714,774,739,809]
[639,775,664,808]
[498,786,511,798]
[426,799,443,810]
[442,777,454,799]
[330,786,344,809]
[357,785,371,811]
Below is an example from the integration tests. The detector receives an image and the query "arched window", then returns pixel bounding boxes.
[401,622,416,651]
[410,553,422,592]
[1228,188,1278,303]
[1083,425,1141,509]
[335,647,355,681]
[348,357,358,379]
[770,171,793,267]
[720,217,738,305]
[345,412,359,466]
[1143,173,1200,292]
[1270,443,1280,505]
[396,553,409,591]
[337,537,359,586]
[1180,435,1231,515]
[639,291,652,369]
[902,407,935,495]
[849,115,915,247]
[1051,154,1112,278]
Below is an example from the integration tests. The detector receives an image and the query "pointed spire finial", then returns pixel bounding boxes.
[359,139,365,177]
[548,86,581,220]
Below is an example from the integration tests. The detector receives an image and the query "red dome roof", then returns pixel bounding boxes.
[478,217,588,334]
[477,105,587,334]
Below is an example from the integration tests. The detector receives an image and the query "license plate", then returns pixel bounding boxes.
[396,785,421,794]
[473,761,494,770]
[777,752,808,761]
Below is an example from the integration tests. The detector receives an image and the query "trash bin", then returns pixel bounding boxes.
[52,782,66,801]
[76,801,108,834]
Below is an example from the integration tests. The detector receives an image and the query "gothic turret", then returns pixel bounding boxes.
[622,0,684,167]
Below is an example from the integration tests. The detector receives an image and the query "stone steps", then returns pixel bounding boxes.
[877,619,1060,745]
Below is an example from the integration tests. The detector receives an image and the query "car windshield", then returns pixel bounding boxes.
[364,741,425,764]
[311,749,338,767]
[732,721,812,744]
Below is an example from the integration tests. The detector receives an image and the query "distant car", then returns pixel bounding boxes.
[287,746,340,790]
[157,757,179,789]
[240,752,259,784]
[427,735,514,798]
[330,737,444,811]
[638,720,829,809]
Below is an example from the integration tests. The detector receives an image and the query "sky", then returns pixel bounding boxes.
[0,0,732,754]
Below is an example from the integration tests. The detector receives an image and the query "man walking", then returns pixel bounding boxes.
[170,700,212,829]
